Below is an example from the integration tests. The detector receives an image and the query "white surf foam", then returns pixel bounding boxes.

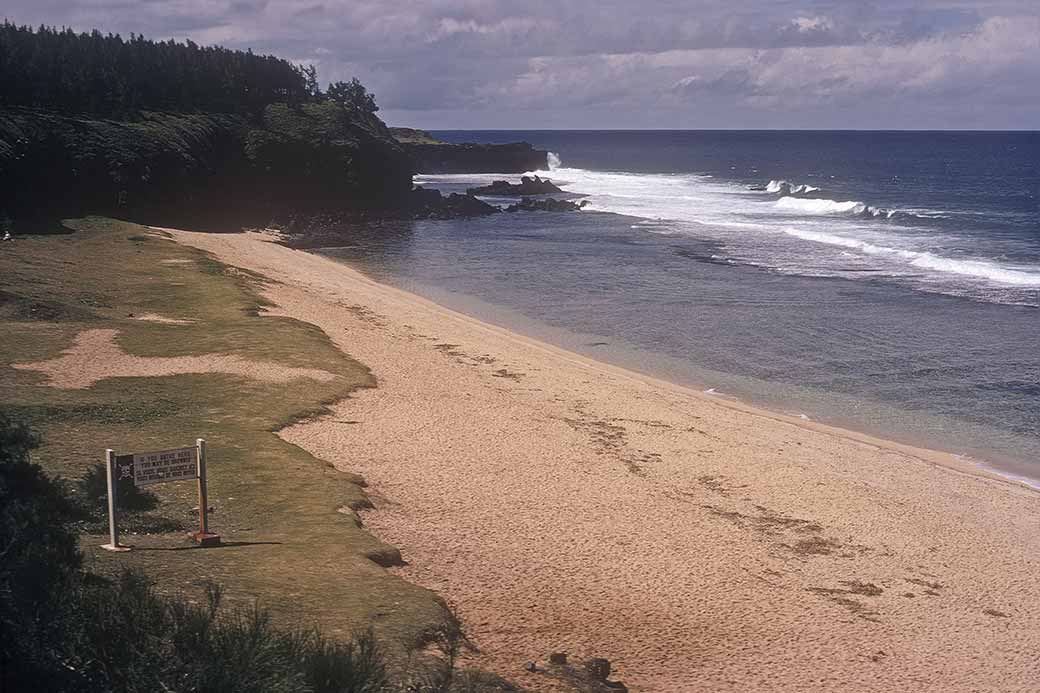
[547,151,562,171]
[776,197,866,215]
[780,227,1040,286]
[775,196,946,221]
[416,166,1040,297]
[765,179,819,195]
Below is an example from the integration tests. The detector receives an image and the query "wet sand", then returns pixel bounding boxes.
[169,228,1040,692]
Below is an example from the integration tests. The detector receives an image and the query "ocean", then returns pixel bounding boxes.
[309,130,1040,484]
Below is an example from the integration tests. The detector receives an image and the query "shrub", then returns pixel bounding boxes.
[0,412,83,689]
[0,414,394,692]
[73,570,391,692]
[79,461,159,512]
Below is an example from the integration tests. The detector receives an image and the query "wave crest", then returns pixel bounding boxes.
[776,196,865,215]
[775,196,944,220]
[765,179,819,195]
[780,227,1040,286]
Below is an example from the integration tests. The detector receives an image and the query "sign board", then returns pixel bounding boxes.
[131,446,198,487]
[101,439,219,551]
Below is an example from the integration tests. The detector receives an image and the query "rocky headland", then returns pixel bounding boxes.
[390,128,549,174]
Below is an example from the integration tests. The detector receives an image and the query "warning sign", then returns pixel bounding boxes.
[132,447,197,487]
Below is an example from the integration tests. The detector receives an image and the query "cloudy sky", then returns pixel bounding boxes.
[6,1,1039,129]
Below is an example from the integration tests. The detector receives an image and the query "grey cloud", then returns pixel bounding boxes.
[2,1,1038,127]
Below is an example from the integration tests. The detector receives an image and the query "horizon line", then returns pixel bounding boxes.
[414,127,1039,133]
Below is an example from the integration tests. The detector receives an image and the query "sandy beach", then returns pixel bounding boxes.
[168,228,1040,692]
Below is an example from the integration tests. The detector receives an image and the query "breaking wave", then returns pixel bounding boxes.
[775,196,945,220]
[547,151,562,171]
[764,179,819,195]
[418,164,1038,302]
[780,227,1040,286]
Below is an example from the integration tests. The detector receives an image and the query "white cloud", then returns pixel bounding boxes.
[791,16,834,32]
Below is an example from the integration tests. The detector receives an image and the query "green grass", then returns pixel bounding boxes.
[0,217,447,652]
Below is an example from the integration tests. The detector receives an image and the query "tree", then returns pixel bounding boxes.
[298,63,321,100]
[0,21,314,115]
[326,78,379,114]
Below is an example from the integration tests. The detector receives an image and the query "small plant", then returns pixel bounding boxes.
[403,606,476,693]
[75,569,391,693]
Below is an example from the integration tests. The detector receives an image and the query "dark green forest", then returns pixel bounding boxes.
[0,22,378,116]
[0,23,404,226]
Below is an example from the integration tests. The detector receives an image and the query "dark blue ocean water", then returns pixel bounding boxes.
[314,131,1040,482]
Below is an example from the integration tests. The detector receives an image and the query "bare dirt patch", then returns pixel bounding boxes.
[130,312,196,325]
[13,328,337,389]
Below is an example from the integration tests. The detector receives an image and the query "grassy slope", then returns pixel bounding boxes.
[0,217,446,650]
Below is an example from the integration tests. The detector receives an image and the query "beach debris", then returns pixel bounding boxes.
[585,658,611,681]
[523,661,537,672]
[581,657,628,691]
[549,652,568,665]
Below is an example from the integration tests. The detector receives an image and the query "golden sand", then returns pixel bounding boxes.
[170,229,1040,692]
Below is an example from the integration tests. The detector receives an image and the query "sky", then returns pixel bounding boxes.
[5,1,1039,129]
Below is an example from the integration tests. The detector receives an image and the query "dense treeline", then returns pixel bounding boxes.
[0,22,381,116]
[0,22,401,224]
[0,22,316,115]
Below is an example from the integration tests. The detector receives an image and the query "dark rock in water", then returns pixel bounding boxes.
[407,186,499,219]
[505,198,588,213]
[549,652,568,665]
[585,658,611,681]
[467,175,563,196]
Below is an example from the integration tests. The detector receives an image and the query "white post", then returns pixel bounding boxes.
[101,449,130,552]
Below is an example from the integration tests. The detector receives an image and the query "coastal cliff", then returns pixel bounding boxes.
[0,24,504,230]
[391,127,548,174]
[0,102,414,228]
[0,22,550,230]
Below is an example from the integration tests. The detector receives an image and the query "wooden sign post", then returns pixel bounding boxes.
[192,439,219,546]
[101,438,220,551]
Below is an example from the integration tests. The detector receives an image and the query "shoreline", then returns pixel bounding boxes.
[311,258,1040,493]
[165,227,1040,691]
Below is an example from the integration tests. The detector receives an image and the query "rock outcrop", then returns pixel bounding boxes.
[467,175,563,196]
[505,198,588,213]
[408,186,499,219]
